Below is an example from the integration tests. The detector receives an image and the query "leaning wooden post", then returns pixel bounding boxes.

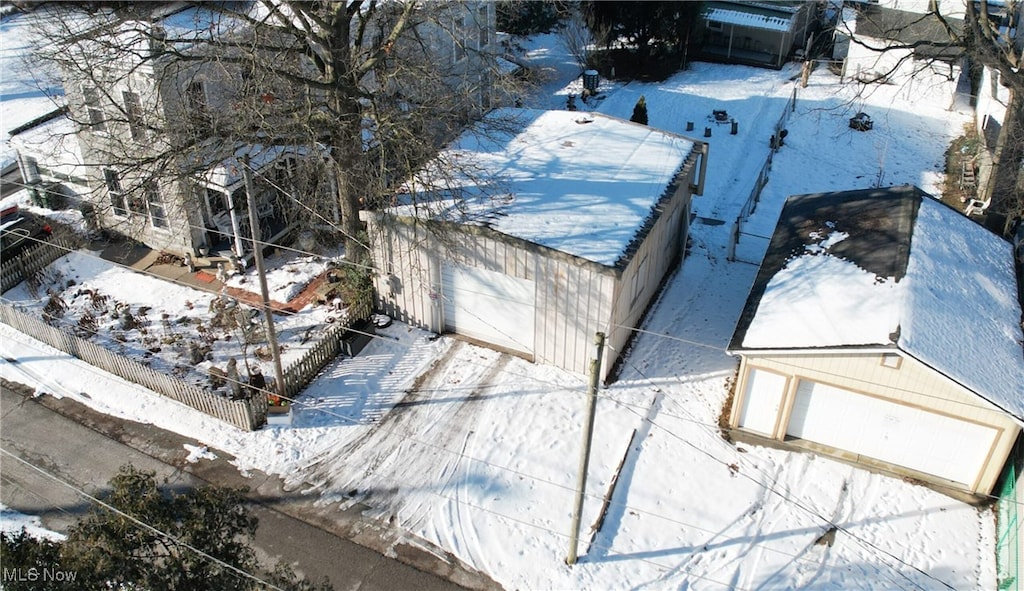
[567,331,606,565]
[242,156,286,408]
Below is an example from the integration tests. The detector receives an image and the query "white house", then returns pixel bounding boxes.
[8,109,89,211]
[13,1,502,260]
[363,108,708,379]
[727,186,1024,498]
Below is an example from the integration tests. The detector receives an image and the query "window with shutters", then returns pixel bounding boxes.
[477,5,489,48]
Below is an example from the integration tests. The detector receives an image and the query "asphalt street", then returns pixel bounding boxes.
[0,380,494,590]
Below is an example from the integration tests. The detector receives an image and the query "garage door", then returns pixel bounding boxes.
[736,368,788,437]
[441,263,536,355]
[787,380,998,486]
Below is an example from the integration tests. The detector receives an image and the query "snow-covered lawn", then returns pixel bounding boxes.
[0,40,996,591]
[2,248,338,395]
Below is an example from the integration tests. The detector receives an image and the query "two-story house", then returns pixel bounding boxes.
[12,1,501,261]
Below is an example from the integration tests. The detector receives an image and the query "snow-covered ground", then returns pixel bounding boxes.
[1,505,65,542]
[0,33,996,591]
[0,10,63,170]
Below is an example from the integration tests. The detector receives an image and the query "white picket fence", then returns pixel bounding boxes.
[0,302,268,431]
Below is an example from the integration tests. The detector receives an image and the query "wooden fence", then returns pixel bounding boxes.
[2,238,362,427]
[729,86,799,263]
[279,317,367,400]
[0,303,267,431]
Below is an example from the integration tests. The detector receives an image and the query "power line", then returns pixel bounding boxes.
[603,341,960,591]
[602,386,953,591]
[0,329,940,585]
[2,192,1008,581]
[0,448,287,591]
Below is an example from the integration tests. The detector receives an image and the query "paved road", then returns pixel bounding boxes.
[0,381,489,591]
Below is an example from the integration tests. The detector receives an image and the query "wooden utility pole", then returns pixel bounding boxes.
[566,331,606,566]
[242,156,286,402]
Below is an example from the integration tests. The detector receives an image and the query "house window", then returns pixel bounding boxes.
[477,5,489,48]
[82,86,107,133]
[21,155,41,184]
[185,80,210,128]
[145,181,168,229]
[707,20,723,32]
[123,90,145,140]
[630,254,648,305]
[452,13,469,63]
[103,169,127,216]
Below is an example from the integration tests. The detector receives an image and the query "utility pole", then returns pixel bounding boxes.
[566,331,606,566]
[242,156,286,404]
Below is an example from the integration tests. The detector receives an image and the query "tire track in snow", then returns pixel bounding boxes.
[299,340,470,492]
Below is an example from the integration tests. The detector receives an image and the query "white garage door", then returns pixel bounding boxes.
[787,380,998,486]
[441,263,536,355]
[736,368,788,437]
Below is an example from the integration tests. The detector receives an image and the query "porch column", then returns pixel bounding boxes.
[225,189,245,257]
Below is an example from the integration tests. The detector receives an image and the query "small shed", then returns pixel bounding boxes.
[727,186,1024,498]
[363,108,708,379]
[699,1,817,69]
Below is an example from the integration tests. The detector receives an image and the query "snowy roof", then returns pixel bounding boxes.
[703,2,801,33]
[393,108,698,267]
[852,5,963,60]
[8,111,86,178]
[730,186,1024,418]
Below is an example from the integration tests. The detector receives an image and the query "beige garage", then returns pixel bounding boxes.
[728,187,1024,497]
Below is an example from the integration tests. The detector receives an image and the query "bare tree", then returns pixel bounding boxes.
[837,0,1023,230]
[558,1,603,73]
[27,1,518,258]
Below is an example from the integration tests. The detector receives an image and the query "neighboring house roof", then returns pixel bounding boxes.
[395,108,698,267]
[730,185,1024,418]
[702,1,805,33]
[852,5,963,60]
[9,110,85,175]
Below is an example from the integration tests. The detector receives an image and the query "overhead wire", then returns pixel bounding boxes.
[0,448,287,591]
[2,174,1010,585]
[0,326,979,589]
[602,340,955,591]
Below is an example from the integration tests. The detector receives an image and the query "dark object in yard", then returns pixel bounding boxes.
[704,127,712,137]
[713,109,729,122]
[341,319,376,357]
[814,526,838,547]
[247,366,266,397]
[372,314,392,329]
[770,129,789,149]
[849,112,873,131]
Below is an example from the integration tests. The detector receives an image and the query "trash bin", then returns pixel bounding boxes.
[583,69,599,92]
